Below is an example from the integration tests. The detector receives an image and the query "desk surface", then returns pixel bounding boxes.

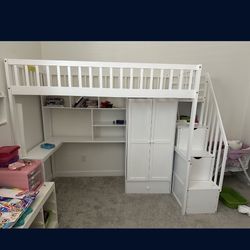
[15,182,55,229]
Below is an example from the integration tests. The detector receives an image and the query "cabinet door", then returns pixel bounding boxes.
[149,100,177,180]
[127,99,152,181]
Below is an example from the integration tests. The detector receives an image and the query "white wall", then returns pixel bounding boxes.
[41,41,250,140]
[242,87,250,144]
[0,42,42,147]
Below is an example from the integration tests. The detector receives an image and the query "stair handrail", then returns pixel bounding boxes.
[203,72,229,189]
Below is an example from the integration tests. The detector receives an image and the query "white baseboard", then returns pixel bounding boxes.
[54,170,124,177]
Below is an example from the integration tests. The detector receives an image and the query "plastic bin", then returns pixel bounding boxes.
[220,187,248,208]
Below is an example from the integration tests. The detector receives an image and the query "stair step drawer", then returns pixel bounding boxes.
[189,156,214,181]
[186,188,220,214]
[176,126,207,151]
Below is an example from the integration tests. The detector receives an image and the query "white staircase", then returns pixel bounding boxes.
[173,73,229,214]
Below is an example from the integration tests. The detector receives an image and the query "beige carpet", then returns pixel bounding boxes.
[55,174,250,228]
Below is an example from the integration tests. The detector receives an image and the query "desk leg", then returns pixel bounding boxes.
[41,162,46,182]
[51,154,56,179]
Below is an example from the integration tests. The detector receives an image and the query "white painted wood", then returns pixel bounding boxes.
[169,69,173,89]
[150,69,153,89]
[149,100,177,181]
[16,103,27,157]
[4,60,19,145]
[188,70,193,90]
[199,80,207,125]
[150,143,172,180]
[181,66,202,215]
[46,66,50,86]
[176,126,207,152]
[110,68,113,88]
[140,68,144,89]
[186,188,219,214]
[129,68,133,89]
[24,65,30,86]
[13,65,19,86]
[127,143,150,180]
[7,58,201,70]
[10,86,196,99]
[99,67,103,88]
[212,121,219,157]
[127,99,152,181]
[0,92,7,126]
[128,99,152,143]
[126,181,171,193]
[56,66,61,87]
[208,112,216,153]
[120,68,123,88]
[16,182,58,228]
[78,67,82,87]
[214,135,223,183]
[159,69,163,89]
[189,156,213,181]
[179,70,184,89]
[35,66,40,86]
[127,99,177,192]
[89,67,93,88]
[67,66,71,87]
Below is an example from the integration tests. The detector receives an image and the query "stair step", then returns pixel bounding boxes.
[176,124,208,152]
[188,180,219,190]
[175,147,214,158]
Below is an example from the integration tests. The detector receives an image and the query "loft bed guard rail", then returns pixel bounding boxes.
[4,59,202,98]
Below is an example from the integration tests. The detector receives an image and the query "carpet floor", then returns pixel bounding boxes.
[55,174,250,228]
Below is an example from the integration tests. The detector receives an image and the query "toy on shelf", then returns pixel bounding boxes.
[73,97,98,108]
[113,120,126,125]
[100,100,113,108]
[45,97,64,107]
[40,143,55,150]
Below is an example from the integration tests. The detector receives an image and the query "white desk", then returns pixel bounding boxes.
[15,182,58,229]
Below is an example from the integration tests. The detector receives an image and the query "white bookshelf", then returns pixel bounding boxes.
[41,96,127,143]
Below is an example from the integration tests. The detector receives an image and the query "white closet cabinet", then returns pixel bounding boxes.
[126,99,178,193]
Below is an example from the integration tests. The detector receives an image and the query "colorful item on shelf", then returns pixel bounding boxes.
[100,100,113,108]
[13,207,33,227]
[0,190,38,229]
[40,143,55,149]
[45,97,64,107]
[113,120,126,125]
[73,97,98,108]
[8,161,25,171]
[0,145,20,168]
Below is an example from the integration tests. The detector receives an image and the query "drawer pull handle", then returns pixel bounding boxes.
[194,157,202,160]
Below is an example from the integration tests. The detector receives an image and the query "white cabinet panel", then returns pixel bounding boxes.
[149,143,172,180]
[127,143,150,180]
[128,99,152,142]
[126,98,177,192]
[151,100,177,142]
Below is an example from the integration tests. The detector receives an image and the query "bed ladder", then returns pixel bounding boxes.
[173,72,229,214]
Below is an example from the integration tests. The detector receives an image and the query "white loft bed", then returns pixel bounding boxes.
[4,59,228,215]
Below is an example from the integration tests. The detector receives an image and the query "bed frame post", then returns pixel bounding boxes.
[4,60,17,143]
[181,65,202,215]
